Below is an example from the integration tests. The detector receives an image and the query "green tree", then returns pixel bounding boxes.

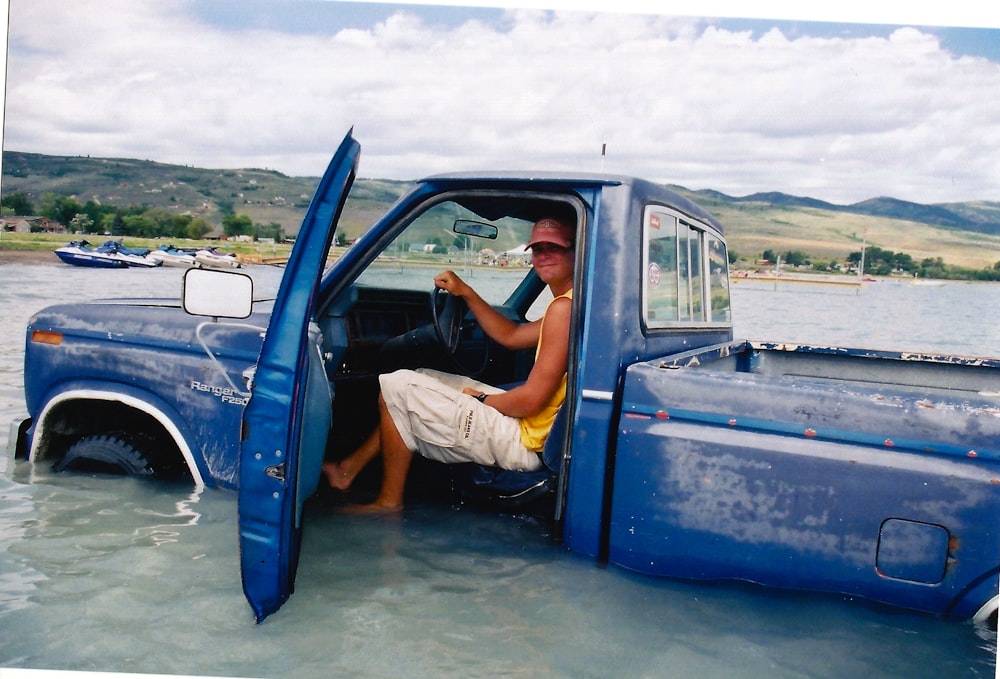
[122,214,158,238]
[866,246,897,275]
[257,222,285,242]
[893,252,916,273]
[849,245,898,275]
[69,213,94,233]
[135,207,186,238]
[782,250,810,267]
[80,200,116,229]
[166,214,194,239]
[918,257,946,279]
[222,213,253,237]
[39,193,84,226]
[1,191,35,215]
[103,212,125,236]
[186,217,213,240]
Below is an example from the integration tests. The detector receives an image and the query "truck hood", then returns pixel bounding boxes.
[28,299,274,358]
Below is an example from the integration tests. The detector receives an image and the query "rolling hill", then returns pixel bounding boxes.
[3,150,999,269]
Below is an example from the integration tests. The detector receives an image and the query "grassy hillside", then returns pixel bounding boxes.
[1,150,409,241]
[3,150,999,270]
[672,190,1000,270]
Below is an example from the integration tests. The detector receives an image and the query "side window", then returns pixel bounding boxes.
[708,233,732,323]
[678,220,703,322]
[643,205,730,329]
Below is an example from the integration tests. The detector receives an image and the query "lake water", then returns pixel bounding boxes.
[1,263,998,679]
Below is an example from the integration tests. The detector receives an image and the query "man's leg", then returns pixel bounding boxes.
[344,393,412,514]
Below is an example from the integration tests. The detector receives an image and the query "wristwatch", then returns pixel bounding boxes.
[476,392,488,403]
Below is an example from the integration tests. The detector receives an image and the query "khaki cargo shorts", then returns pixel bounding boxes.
[379,368,543,472]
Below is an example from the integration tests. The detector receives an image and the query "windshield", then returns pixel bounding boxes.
[356,200,535,304]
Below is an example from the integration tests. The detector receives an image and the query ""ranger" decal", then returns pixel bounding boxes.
[190,380,250,406]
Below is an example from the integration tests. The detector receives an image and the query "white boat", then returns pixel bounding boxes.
[53,240,160,268]
[148,245,197,268]
[194,247,241,269]
[54,241,129,268]
[97,240,161,268]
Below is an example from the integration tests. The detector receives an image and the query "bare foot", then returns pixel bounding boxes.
[321,461,353,491]
[338,502,403,516]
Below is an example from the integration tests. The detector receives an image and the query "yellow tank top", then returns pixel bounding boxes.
[518,290,573,452]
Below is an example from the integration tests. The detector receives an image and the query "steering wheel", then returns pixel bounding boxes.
[430,287,491,375]
[431,286,468,354]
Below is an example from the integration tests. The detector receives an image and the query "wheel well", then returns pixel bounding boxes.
[34,397,188,477]
[973,594,999,630]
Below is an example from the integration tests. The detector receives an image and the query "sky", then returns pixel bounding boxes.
[2,0,1000,205]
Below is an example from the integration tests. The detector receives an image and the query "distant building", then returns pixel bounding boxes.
[0,216,65,234]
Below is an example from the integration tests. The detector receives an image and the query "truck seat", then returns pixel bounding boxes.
[451,404,566,511]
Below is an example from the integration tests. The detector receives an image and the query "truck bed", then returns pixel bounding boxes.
[669,340,1000,396]
[632,340,1000,460]
[608,339,1000,619]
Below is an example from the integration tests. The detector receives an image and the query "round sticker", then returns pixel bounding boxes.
[649,262,661,288]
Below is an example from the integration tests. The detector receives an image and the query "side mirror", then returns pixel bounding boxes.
[183,268,254,319]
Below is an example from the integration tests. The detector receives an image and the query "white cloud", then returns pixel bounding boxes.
[5,0,1000,204]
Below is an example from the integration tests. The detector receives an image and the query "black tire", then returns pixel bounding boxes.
[54,432,158,476]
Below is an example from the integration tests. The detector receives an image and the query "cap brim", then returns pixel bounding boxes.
[528,237,572,248]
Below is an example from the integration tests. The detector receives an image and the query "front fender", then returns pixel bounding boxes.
[28,382,215,488]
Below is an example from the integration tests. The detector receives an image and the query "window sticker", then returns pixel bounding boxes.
[648,262,661,288]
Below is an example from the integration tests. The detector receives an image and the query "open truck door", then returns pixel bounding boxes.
[238,131,359,622]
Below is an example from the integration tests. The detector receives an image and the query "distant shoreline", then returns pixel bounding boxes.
[2,246,996,285]
[0,249,61,265]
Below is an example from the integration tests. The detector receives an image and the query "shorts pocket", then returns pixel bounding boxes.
[405,382,468,449]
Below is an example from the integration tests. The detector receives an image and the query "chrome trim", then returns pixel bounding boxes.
[972,594,999,625]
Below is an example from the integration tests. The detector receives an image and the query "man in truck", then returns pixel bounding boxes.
[321,215,576,514]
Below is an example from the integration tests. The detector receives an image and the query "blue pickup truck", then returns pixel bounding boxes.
[14,132,1000,623]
